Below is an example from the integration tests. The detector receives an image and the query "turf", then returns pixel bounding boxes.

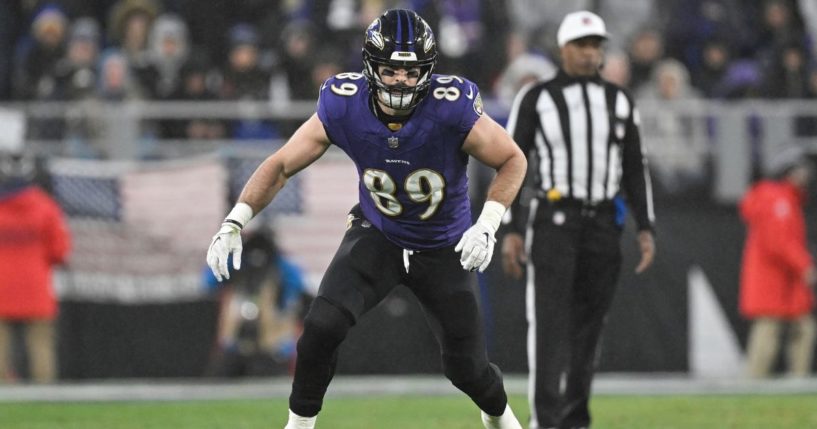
[1,394,816,428]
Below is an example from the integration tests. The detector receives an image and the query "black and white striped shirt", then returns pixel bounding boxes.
[506,69,655,233]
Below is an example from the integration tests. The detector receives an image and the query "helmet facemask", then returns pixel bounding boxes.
[363,56,434,110]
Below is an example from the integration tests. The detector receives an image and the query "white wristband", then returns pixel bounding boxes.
[477,200,506,234]
[224,202,254,229]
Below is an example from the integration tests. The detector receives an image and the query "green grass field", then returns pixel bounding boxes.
[1,394,816,429]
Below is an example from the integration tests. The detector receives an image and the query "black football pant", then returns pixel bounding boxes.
[527,201,622,429]
[289,206,508,418]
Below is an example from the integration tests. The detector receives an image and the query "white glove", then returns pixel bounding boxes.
[206,203,253,282]
[455,220,497,272]
[455,201,506,272]
[206,223,243,281]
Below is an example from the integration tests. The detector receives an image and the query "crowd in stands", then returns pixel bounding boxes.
[0,0,816,143]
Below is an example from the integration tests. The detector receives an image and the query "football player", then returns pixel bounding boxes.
[207,9,526,429]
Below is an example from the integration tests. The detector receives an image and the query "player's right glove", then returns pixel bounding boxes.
[206,203,253,281]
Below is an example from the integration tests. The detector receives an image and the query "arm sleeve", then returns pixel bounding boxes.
[620,104,655,232]
[316,75,355,150]
[757,199,812,275]
[505,84,539,234]
[457,81,483,135]
[315,78,335,132]
[44,195,70,265]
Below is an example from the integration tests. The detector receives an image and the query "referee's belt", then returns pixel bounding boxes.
[537,194,615,217]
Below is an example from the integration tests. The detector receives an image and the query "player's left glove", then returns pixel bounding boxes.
[455,201,506,272]
[456,221,496,272]
[206,203,253,282]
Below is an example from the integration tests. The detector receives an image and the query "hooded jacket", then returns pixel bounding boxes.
[0,185,70,319]
[739,180,814,318]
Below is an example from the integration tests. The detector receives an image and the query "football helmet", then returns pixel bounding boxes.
[362,9,437,110]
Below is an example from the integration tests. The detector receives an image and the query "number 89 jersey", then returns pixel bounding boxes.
[317,72,484,250]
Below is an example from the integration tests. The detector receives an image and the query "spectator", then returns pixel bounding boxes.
[506,0,592,53]
[205,225,308,377]
[429,0,510,91]
[53,17,101,101]
[220,23,277,142]
[714,59,763,99]
[638,59,708,194]
[173,0,282,67]
[493,29,557,112]
[601,49,632,88]
[597,0,658,52]
[638,58,702,100]
[754,0,808,63]
[96,49,142,101]
[493,50,556,111]
[278,20,318,101]
[57,47,152,159]
[692,39,731,97]
[309,48,343,98]
[13,4,68,100]
[627,27,665,93]
[638,58,699,101]
[659,0,754,68]
[141,13,189,99]
[57,0,120,25]
[49,18,106,156]
[163,53,225,140]
[220,23,270,101]
[106,0,161,94]
[0,151,71,383]
[306,0,366,67]
[13,5,70,142]
[760,42,813,137]
[762,42,810,98]
[107,0,160,55]
[739,146,816,378]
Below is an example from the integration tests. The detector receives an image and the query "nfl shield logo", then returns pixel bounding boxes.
[388,136,399,149]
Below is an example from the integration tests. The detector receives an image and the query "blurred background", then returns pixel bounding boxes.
[1,0,816,382]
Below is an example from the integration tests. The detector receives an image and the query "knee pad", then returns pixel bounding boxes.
[443,355,503,392]
[443,353,482,388]
[445,361,507,416]
[297,297,354,358]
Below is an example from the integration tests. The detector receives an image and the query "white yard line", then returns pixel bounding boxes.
[1,374,816,403]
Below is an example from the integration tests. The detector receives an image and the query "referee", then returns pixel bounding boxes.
[501,11,655,429]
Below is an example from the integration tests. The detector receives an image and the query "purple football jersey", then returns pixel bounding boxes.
[317,72,484,250]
